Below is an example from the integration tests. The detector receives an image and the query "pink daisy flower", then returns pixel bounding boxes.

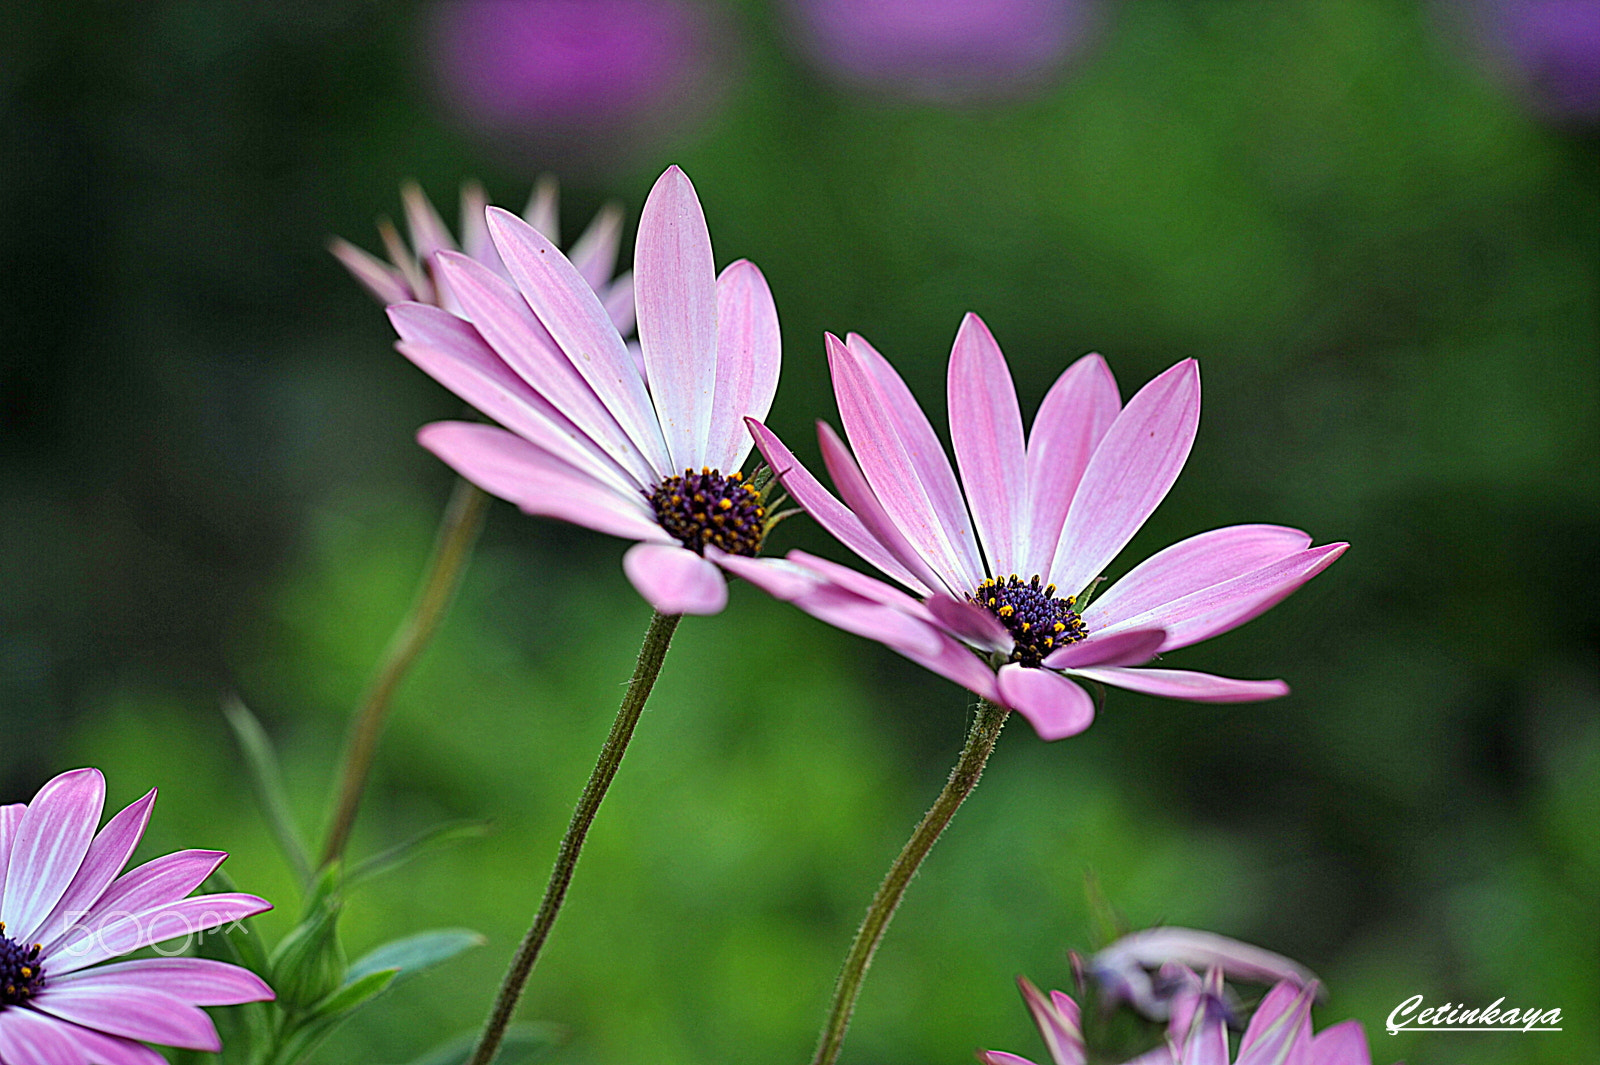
[729,314,1346,740]
[981,969,1386,1065]
[0,768,272,1062]
[388,165,785,616]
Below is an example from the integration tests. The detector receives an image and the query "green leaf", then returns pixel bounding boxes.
[310,965,398,1016]
[346,819,491,889]
[400,1024,563,1065]
[223,696,313,885]
[347,928,486,986]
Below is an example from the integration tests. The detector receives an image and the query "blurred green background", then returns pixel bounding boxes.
[1,1,1595,1063]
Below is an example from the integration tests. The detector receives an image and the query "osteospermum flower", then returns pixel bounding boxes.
[388,165,783,615]
[331,176,636,336]
[728,314,1345,740]
[980,970,1387,1065]
[0,768,272,1060]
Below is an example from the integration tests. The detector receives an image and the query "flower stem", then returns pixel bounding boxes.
[467,608,682,1065]
[321,477,491,869]
[810,697,1011,1065]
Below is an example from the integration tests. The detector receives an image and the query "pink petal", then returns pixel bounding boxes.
[396,337,644,495]
[55,1024,166,1065]
[1018,975,1086,1065]
[0,802,26,898]
[1088,525,1313,631]
[485,209,674,476]
[746,419,932,594]
[388,304,645,498]
[633,166,719,472]
[816,421,949,594]
[33,984,221,1052]
[401,181,458,265]
[622,542,728,615]
[0,1008,87,1065]
[977,1054,1041,1065]
[949,313,1028,577]
[41,849,226,958]
[566,203,625,293]
[1173,972,1231,1065]
[924,594,1012,653]
[47,893,270,975]
[2,768,105,942]
[830,334,982,591]
[1092,544,1348,652]
[703,260,782,473]
[1309,1020,1372,1065]
[49,958,273,1006]
[604,272,637,337]
[1069,667,1288,703]
[1237,982,1316,1065]
[418,422,672,545]
[783,553,953,633]
[458,180,496,268]
[31,790,155,949]
[1022,353,1120,578]
[704,550,819,600]
[432,251,663,482]
[328,238,410,304]
[522,175,560,242]
[1042,628,1165,669]
[997,666,1095,741]
[1048,360,1200,600]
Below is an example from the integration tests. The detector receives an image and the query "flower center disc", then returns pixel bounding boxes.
[648,468,765,557]
[0,923,46,1007]
[974,574,1087,666]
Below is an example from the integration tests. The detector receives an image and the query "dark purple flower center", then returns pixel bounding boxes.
[973,574,1087,666]
[0,922,46,1007]
[648,467,765,557]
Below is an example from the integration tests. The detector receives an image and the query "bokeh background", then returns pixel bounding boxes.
[1,1,1595,1063]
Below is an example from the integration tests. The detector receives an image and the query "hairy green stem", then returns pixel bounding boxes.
[811,698,1011,1065]
[467,609,682,1065]
[321,477,491,868]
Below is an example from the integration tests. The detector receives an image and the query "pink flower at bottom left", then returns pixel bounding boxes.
[0,767,273,1062]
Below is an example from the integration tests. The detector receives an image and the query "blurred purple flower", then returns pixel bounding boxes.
[427,0,737,166]
[0,768,272,1058]
[1086,926,1320,1022]
[1485,0,1600,119]
[788,0,1098,102]
[982,970,1387,1065]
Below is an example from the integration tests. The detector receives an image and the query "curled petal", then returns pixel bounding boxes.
[623,542,728,616]
[925,594,1013,653]
[997,666,1095,741]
